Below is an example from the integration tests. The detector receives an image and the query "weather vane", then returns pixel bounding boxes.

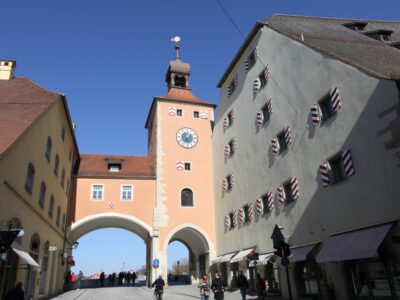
[171,36,181,60]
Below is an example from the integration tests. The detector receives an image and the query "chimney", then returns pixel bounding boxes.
[0,60,17,80]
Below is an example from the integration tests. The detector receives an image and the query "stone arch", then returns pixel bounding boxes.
[70,212,153,242]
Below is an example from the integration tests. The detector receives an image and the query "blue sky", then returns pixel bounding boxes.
[1,0,399,276]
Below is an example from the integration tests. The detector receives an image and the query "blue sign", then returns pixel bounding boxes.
[281,257,289,267]
[152,258,160,268]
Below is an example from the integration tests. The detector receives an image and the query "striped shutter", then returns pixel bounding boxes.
[284,126,292,145]
[271,138,280,156]
[254,47,259,59]
[291,177,300,200]
[256,111,264,128]
[330,87,341,112]
[263,65,270,83]
[234,74,239,87]
[227,84,232,96]
[223,117,230,129]
[200,111,208,119]
[229,173,235,189]
[342,148,355,177]
[232,210,238,227]
[320,161,331,187]
[244,58,249,73]
[232,137,238,153]
[253,78,261,94]
[222,178,228,192]
[267,99,273,115]
[224,215,231,230]
[238,208,245,224]
[277,186,286,205]
[168,107,177,116]
[176,161,184,171]
[267,192,274,211]
[311,104,321,126]
[248,203,254,221]
[224,144,231,160]
[255,198,263,216]
[231,109,236,121]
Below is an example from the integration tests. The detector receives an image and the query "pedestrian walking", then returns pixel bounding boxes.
[152,275,165,300]
[100,272,105,287]
[198,274,211,300]
[71,272,76,289]
[256,273,266,300]
[3,282,24,300]
[236,271,249,300]
[77,271,83,289]
[64,271,72,291]
[132,271,137,286]
[211,273,225,300]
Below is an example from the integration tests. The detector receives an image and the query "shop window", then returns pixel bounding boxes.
[295,262,319,296]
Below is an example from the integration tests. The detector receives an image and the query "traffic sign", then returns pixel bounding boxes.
[152,258,160,268]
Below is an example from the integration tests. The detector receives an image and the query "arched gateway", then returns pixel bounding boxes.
[70,40,217,284]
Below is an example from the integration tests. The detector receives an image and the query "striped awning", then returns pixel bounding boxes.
[210,256,224,265]
[219,252,237,263]
[249,253,274,267]
[11,243,40,271]
[230,248,254,263]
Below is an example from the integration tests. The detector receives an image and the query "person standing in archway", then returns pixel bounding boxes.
[211,273,225,300]
[237,271,249,300]
[198,274,211,300]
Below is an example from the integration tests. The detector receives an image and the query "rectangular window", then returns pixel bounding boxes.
[259,71,267,89]
[243,206,250,223]
[283,181,294,204]
[193,111,199,118]
[277,131,288,153]
[91,185,104,200]
[184,163,191,171]
[247,51,257,71]
[121,185,133,201]
[262,105,270,124]
[108,163,121,172]
[319,95,334,123]
[176,109,183,117]
[295,262,319,296]
[228,79,237,96]
[227,111,234,126]
[329,154,346,184]
[229,212,235,230]
[25,164,35,194]
[54,155,59,177]
[261,194,270,214]
[228,140,235,155]
[45,137,52,162]
[226,175,233,191]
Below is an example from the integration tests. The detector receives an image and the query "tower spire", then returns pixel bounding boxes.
[166,35,190,90]
[171,36,181,60]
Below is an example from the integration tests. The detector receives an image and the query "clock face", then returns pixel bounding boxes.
[176,127,198,148]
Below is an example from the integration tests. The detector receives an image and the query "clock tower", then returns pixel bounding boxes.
[145,37,217,281]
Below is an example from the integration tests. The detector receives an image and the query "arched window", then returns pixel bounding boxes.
[54,155,59,176]
[29,233,40,261]
[56,206,61,226]
[61,214,66,231]
[181,188,193,207]
[45,137,52,161]
[25,163,35,193]
[38,182,46,208]
[61,169,65,188]
[48,195,54,217]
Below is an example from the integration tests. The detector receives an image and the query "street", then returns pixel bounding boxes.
[50,285,282,300]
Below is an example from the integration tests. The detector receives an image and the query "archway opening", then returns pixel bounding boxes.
[71,228,146,288]
[167,241,189,285]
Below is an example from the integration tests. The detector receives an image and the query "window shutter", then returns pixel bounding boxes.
[232,137,238,152]
[247,203,254,221]
[223,117,230,129]
[310,104,321,126]
[232,210,238,227]
[234,74,239,87]
[253,78,261,94]
[263,65,270,83]
[342,148,355,177]
[224,144,231,160]
[176,161,184,171]
[231,109,236,121]
[227,84,232,96]
[238,208,245,224]
[284,126,292,145]
[168,107,177,116]
[271,138,280,156]
[256,198,263,216]
[225,215,231,230]
[256,111,264,128]
[244,58,249,73]
[320,161,331,187]
[291,177,300,200]
[200,111,208,119]
[267,191,274,211]
[230,173,235,189]
[222,178,228,192]
[277,185,286,205]
[330,87,341,112]
[267,99,273,115]
[254,47,259,59]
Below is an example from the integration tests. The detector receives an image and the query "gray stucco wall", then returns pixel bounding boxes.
[212,26,400,256]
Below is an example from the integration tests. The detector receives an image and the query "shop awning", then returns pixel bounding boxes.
[219,252,237,263]
[290,244,318,262]
[249,253,274,267]
[11,244,40,270]
[230,248,254,263]
[210,256,223,265]
[316,223,392,263]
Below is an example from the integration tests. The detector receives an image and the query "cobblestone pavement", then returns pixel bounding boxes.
[50,285,282,300]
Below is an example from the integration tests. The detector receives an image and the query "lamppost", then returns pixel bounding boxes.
[121,262,125,272]
[177,261,180,276]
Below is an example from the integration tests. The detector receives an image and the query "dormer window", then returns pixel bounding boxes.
[364,29,393,42]
[343,21,367,32]
[108,163,121,172]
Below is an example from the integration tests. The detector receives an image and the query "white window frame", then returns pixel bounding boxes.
[91,184,104,201]
[184,162,192,172]
[193,111,200,119]
[176,109,183,117]
[120,185,133,201]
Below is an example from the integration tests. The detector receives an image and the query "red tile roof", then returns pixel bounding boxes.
[78,154,155,178]
[160,88,207,104]
[0,77,60,156]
